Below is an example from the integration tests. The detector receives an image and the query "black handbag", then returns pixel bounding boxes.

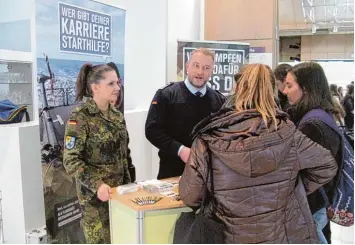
[127,147,136,182]
[173,150,225,244]
[128,163,136,182]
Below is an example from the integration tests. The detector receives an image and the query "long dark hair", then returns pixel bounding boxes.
[329,84,339,96]
[288,62,338,121]
[75,63,114,101]
[106,62,124,112]
[347,84,354,96]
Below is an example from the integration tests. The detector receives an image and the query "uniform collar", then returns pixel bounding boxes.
[184,78,207,96]
[86,98,118,115]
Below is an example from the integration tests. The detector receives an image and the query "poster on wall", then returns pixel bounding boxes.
[36,0,125,108]
[35,0,125,242]
[249,47,273,68]
[177,40,250,95]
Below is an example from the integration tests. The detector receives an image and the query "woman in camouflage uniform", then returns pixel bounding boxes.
[63,63,131,243]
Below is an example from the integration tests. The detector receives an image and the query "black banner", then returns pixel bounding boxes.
[54,197,82,231]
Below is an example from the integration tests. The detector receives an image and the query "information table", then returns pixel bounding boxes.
[109,178,191,244]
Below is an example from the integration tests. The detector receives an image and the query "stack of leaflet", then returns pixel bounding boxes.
[137,180,174,194]
[116,183,139,194]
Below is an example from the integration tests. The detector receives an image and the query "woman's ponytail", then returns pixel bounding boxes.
[76,63,92,102]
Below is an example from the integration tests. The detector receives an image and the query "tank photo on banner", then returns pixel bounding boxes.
[35,0,125,243]
[177,40,250,95]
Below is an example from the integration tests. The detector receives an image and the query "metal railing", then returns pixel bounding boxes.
[302,0,354,33]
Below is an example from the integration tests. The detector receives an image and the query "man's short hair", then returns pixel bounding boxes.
[190,48,215,62]
[273,63,292,82]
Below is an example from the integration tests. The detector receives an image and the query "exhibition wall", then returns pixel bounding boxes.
[204,0,275,42]
[301,34,354,60]
[0,0,32,52]
[204,0,278,67]
[167,0,203,82]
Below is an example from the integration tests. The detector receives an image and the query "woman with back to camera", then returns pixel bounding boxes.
[337,86,344,102]
[343,83,354,130]
[330,84,346,126]
[179,64,337,244]
[330,84,341,103]
[63,63,132,243]
[284,62,343,243]
[222,73,242,109]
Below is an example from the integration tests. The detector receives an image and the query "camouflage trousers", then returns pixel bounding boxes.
[81,199,110,244]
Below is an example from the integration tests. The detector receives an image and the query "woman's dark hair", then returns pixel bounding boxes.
[106,62,124,112]
[273,63,292,82]
[76,63,114,101]
[347,83,354,95]
[288,62,338,120]
[106,62,121,79]
[234,73,242,83]
[329,84,338,96]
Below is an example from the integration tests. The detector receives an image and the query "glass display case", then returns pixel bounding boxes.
[0,61,33,121]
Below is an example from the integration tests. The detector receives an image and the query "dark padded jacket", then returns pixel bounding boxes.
[179,108,337,244]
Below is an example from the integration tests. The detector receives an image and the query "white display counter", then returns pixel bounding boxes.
[0,122,46,243]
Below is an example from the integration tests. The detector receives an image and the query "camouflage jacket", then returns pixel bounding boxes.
[63,98,131,203]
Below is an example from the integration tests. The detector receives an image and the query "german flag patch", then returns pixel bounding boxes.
[152,101,158,105]
[68,120,77,125]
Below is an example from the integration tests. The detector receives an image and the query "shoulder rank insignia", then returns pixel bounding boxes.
[159,82,174,90]
[65,136,76,150]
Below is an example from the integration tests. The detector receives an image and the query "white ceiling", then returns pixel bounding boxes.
[279,0,306,25]
[279,0,354,33]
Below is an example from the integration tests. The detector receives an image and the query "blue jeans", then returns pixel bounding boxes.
[313,208,328,244]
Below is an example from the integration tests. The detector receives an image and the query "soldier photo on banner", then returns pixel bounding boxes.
[35,0,126,243]
[177,40,250,95]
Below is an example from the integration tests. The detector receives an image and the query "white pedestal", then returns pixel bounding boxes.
[0,121,45,243]
[331,222,355,244]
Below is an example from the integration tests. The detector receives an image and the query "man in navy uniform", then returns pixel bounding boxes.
[145,48,226,179]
